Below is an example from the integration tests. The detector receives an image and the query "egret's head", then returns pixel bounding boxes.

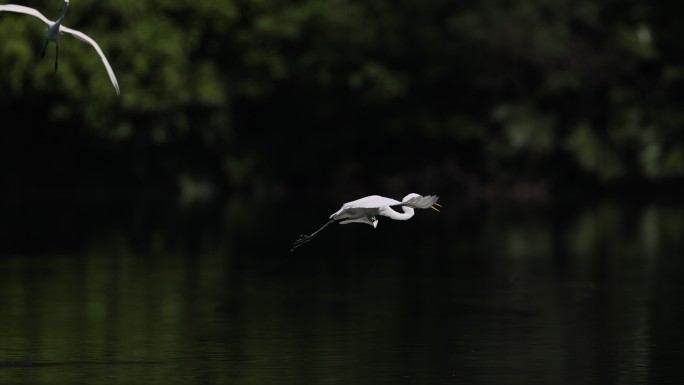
[402,193,422,202]
[401,193,441,211]
[372,219,378,228]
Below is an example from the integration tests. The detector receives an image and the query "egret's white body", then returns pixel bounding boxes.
[0,0,120,95]
[291,193,441,251]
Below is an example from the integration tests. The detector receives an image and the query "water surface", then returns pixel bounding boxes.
[1,197,683,384]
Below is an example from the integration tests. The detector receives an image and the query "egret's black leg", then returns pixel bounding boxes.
[54,43,58,73]
[41,40,49,58]
[291,219,335,251]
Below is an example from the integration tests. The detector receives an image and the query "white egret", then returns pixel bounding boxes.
[291,193,441,251]
[0,0,120,95]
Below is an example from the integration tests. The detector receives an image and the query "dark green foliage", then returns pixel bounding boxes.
[1,0,682,198]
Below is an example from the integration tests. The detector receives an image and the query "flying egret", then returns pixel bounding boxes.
[0,0,120,95]
[291,193,441,251]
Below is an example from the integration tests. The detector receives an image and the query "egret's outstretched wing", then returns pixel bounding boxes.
[330,195,400,220]
[338,195,401,210]
[0,4,52,25]
[61,26,120,95]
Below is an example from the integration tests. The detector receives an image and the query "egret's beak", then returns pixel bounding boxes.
[431,203,441,212]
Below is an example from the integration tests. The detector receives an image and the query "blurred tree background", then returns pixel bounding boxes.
[1,0,683,202]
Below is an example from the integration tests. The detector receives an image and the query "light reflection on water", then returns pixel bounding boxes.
[0,197,683,384]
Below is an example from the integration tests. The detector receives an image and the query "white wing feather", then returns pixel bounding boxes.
[61,26,120,95]
[340,195,402,210]
[0,4,52,24]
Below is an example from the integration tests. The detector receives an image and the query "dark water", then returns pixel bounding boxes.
[1,196,684,384]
